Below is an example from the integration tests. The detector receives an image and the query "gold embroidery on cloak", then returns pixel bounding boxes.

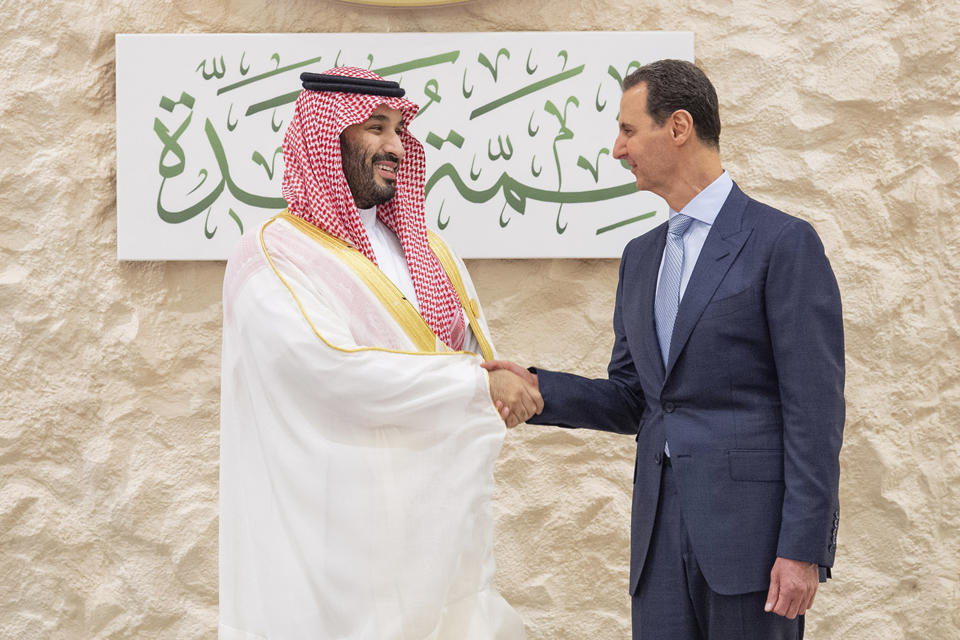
[427,231,495,361]
[262,212,493,360]
[270,212,442,352]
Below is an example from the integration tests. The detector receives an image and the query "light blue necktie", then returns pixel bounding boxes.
[656,214,693,459]
[655,213,694,366]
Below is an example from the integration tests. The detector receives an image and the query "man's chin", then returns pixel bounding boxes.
[373,187,397,205]
[624,171,643,191]
[374,178,397,200]
[632,175,654,192]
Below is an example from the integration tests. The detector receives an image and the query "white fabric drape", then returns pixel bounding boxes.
[219,217,524,640]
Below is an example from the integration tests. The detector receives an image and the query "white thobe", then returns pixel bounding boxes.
[219,214,524,640]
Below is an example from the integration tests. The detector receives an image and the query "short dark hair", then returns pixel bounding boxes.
[623,59,721,148]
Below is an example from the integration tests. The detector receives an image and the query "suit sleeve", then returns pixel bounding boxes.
[766,219,845,566]
[528,250,645,435]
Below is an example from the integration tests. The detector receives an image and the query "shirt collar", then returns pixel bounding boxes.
[668,170,733,227]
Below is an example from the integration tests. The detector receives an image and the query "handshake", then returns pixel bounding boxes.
[482,360,543,428]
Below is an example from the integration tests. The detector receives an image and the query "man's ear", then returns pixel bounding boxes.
[669,110,695,145]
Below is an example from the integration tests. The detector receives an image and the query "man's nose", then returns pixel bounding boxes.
[384,131,405,161]
[612,135,626,159]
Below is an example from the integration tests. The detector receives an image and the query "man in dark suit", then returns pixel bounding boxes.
[484,60,844,639]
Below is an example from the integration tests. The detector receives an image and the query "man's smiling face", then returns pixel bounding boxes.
[340,104,406,209]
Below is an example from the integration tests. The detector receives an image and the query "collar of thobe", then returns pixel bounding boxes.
[358,205,379,235]
[357,205,421,311]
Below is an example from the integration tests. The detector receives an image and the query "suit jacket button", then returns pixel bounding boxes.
[654,452,663,464]
[663,402,675,413]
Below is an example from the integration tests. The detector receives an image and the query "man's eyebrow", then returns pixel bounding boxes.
[366,114,404,129]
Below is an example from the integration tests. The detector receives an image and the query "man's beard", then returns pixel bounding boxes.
[340,140,399,209]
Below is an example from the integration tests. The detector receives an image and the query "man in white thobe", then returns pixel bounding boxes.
[218,67,537,640]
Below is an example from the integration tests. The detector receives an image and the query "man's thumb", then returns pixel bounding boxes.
[764,571,779,613]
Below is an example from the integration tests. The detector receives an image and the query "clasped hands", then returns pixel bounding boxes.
[482,360,541,428]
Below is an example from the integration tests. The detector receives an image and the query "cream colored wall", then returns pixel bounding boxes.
[1,0,957,638]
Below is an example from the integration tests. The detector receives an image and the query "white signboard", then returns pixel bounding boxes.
[116,32,693,259]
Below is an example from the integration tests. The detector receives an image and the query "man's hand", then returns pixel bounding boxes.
[765,557,819,619]
[485,368,542,428]
[481,360,539,391]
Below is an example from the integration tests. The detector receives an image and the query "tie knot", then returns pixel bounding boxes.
[668,213,693,237]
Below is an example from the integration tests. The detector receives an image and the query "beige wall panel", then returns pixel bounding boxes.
[1,0,957,638]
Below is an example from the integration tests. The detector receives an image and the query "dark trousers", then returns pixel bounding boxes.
[631,461,804,640]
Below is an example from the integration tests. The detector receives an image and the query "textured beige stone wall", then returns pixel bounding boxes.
[1,0,958,638]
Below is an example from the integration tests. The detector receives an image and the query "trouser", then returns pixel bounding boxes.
[631,459,803,640]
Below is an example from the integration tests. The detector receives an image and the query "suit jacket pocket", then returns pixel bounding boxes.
[727,449,784,482]
[701,284,762,320]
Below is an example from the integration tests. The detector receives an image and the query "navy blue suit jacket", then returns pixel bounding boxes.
[529,183,845,596]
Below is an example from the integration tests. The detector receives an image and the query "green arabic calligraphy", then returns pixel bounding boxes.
[470,65,584,120]
[204,207,217,238]
[418,78,442,117]
[196,56,226,80]
[159,92,194,113]
[425,130,465,150]
[154,111,192,178]
[218,55,324,95]
[153,43,664,243]
[252,146,283,179]
[487,135,514,161]
[525,49,538,75]
[595,211,656,235]
[477,48,510,81]
[470,154,482,181]
[577,147,610,183]
[187,169,208,195]
[425,163,638,210]
[544,96,579,233]
[373,51,460,77]
[436,200,449,229]
[607,60,642,87]
[155,116,285,225]
[595,83,607,112]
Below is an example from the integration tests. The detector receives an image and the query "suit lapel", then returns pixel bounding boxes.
[636,226,668,382]
[664,184,753,378]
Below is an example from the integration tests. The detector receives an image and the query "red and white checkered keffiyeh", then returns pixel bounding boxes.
[282,66,465,350]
